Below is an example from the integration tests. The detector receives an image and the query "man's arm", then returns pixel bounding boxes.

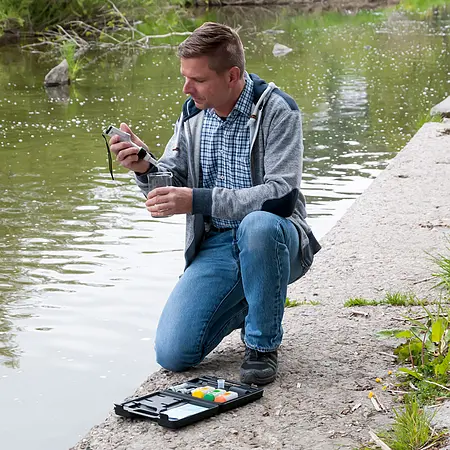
[134,116,190,196]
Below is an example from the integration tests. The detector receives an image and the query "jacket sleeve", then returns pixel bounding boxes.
[134,117,189,196]
[192,109,303,219]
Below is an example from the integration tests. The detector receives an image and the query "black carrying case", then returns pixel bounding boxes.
[114,375,264,429]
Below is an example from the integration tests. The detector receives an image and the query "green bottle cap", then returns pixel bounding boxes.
[203,393,215,402]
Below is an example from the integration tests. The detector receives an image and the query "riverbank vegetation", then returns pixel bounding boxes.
[348,243,450,403]
[0,0,201,53]
[374,396,447,450]
[1,0,449,43]
[348,245,450,448]
[0,0,187,35]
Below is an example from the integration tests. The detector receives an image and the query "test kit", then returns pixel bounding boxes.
[114,375,264,428]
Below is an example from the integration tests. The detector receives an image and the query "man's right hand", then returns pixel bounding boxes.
[109,123,151,174]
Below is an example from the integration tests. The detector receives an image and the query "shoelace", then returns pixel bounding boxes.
[245,348,262,361]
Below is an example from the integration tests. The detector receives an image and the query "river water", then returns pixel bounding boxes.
[0,5,449,449]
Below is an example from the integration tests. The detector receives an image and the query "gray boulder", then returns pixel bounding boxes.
[44,59,70,87]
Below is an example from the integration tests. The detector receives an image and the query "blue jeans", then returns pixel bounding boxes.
[155,211,312,372]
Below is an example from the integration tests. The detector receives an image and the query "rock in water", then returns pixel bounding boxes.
[272,43,293,57]
[44,59,70,87]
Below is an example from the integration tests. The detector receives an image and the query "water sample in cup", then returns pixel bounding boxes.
[147,171,173,218]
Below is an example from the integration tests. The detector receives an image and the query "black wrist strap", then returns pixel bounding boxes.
[101,133,114,180]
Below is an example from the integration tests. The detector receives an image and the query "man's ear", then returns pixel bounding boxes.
[229,66,241,86]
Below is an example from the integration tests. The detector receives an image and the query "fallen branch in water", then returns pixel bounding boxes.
[22,24,190,54]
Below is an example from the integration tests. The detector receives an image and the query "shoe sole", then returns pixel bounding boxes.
[240,369,277,386]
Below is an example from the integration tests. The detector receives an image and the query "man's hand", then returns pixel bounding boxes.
[109,123,150,173]
[145,187,193,217]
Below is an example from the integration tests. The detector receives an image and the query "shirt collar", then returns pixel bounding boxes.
[232,72,253,117]
[207,72,254,120]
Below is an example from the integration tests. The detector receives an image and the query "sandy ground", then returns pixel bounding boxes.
[72,122,450,450]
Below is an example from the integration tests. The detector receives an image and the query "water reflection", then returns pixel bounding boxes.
[44,84,71,103]
[0,5,449,450]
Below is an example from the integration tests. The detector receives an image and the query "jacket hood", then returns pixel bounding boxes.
[180,72,298,122]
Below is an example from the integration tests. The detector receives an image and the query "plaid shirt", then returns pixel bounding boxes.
[200,74,254,229]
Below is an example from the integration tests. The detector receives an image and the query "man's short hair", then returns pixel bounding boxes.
[177,22,245,78]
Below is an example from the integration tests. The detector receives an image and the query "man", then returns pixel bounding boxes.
[110,22,320,386]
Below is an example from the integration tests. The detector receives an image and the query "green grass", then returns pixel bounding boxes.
[344,297,379,307]
[409,380,450,405]
[285,298,320,308]
[344,292,428,307]
[432,248,450,295]
[415,112,443,129]
[380,397,446,450]
[385,292,425,306]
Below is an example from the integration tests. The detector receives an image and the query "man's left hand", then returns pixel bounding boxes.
[145,187,193,217]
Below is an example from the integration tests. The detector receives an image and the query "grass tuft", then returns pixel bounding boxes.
[344,297,378,307]
[432,248,450,296]
[285,298,320,308]
[414,112,442,130]
[380,396,446,450]
[384,291,423,306]
[344,292,428,307]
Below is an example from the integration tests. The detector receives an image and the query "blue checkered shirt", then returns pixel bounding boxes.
[200,74,254,229]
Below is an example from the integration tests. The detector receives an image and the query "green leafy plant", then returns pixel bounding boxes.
[379,304,450,390]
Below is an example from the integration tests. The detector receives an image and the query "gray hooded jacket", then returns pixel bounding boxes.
[136,73,321,269]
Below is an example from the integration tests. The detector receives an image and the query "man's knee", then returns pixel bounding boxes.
[238,211,282,248]
[155,332,200,372]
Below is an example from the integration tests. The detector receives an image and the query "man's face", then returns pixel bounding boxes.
[180,56,232,112]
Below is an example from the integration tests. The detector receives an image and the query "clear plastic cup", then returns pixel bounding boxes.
[147,171,173,218]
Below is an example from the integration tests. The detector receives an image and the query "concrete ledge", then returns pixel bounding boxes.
[72,123,450,450]
[431,96,450,117]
